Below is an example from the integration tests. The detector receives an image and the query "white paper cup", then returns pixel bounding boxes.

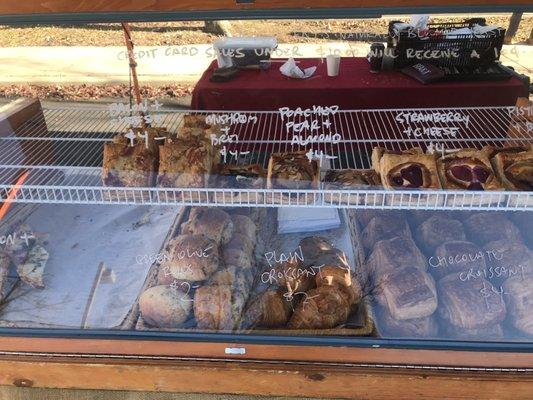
[326,55,341,77]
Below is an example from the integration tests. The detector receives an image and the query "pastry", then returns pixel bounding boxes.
[194,285,236,330]
[374,266,437,320]
[267,152,319,204]
[491,146,533,191]
[371,147,424,172]
[298,236,335,261]
[322,169,383,205]
[430,241,486,281]
[159,234,220,283]
[315,265,362,308]
[210,164,266,203]
[242,289,293,328]
[372,147,441,206]
[102,140,157,187]
[139,285,192,328]
[366,236,427,283]
[415,215,466,255]
[307,248,349,271]
[287,285,351,329]
[503,274,533,335]
[360,213,411,251]
[157,137,214,189]
[181,208,234,245]
[354,209,403,228]
[0,253,10,302]
[223,248,254,270]
[509,212,533,246]
[437,274,506,329]
[223,233,255,258]
[269,259,315,294]
[179,114,221,140]
[209,265,253,290]
[17,245,48,288]
[376,306,438,338]
[441,323,504,341]
[407,210,454,228]
[463,212,522,245]
[436,147,502,203]
[230,214,257,241]
[483,239,533,282]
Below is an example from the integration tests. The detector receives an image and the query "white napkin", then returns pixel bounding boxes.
[280,58,317,79]
[472,24,501,36]
[410,15,429,31]
[277,207,340,234]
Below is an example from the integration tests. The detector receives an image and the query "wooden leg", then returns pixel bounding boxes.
[504,12,523,44]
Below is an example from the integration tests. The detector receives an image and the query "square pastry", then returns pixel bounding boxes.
[157,137,215,201]
[209,164,266,204]
[437,147,503,206]
[372,147,442,206]
[322,169,383,205]
[266,152,319,205]
[102,136,158,188]
[491,146,533,191]
[178,114,221,141]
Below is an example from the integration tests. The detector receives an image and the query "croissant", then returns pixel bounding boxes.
[315,265,362,309]
[287,285,350,329]
[242,289,293,328]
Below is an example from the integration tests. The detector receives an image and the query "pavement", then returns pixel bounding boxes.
[0,42,530,85]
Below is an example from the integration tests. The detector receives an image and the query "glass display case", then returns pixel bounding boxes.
[0,1,531,398]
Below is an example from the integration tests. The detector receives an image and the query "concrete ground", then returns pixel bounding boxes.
[0,42,530,85]
[0,387,331,400]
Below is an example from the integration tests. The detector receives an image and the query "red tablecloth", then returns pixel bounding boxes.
[191,58,527,111]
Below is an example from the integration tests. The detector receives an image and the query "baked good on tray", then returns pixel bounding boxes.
[242,289,293,329]
[503,274,533,335]
[322,169,383,205]
[430,241,487,281]
[376,306,438,339]
[267,151,319,204]
[463,212,522,246]
[360,213,412,251]
[210,164,266,203]
[139,285,192,328]
[287,285,351,329]
[102,139,158,187]
[374,266,437,320]
[366,236,428,282]
[414,214,466,255]
[181,208,234,245]
[436,147,503,205]
[179,114,221,140]
[491,147,533,206]
[372,147,442,206]
[437,274,506,330]
[157,137,215,190]
[158,234,220,284]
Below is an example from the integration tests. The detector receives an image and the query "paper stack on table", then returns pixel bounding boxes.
[277,207,340,234]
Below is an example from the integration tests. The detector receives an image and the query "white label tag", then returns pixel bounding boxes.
[225,347,246,355]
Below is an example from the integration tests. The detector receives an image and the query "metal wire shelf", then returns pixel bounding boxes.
[0,105,531,210]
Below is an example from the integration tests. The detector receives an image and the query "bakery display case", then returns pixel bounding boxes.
[0,1,532,399]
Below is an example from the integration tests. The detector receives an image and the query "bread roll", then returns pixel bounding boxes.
[375,266,437,320]
[223,248,254,270]
[160,234,220,282]
[139,285,192,328]
[431,241,486,281]
[230,214,257,241]
[437,274,506,329]
[182,207,234,245]
[194,285,234,330]
[503,274,533,335]
[377,306,438,339]
[415,215,466,254]
[367,236,427,282]
[288,285,350,329]
[223,232,255,257]
[361,214,411,251]
[464,212,522,245]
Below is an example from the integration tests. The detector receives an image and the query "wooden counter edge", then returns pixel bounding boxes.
[0,336,532,368]
[0,356,532,399]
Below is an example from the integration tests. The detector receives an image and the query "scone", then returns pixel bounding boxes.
[322,169,383,205]
[181,207,234,245]
[267,151,319,205]
[157,137,214,195]
[102,140,157,187]
[210,164,266,204]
